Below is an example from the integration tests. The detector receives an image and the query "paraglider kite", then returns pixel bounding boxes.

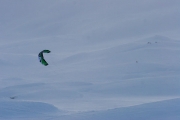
[38,50,51,66]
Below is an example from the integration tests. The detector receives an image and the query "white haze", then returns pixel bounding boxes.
[0,0,180,120]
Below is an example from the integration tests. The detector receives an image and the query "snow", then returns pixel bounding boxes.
[0,0,180,120]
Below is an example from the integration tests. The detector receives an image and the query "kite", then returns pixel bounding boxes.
[38,50,51,66]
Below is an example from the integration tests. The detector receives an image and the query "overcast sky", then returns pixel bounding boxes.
[0,0,180,42]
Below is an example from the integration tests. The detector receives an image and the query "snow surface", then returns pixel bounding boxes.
[0,0,180,120]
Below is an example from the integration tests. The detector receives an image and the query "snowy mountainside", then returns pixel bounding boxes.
[0,35,180,119]
[56,98,180,120]
[0,0,180,119]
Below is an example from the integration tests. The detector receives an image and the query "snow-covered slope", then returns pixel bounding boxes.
[0,0,180,120]
[0,35,180,120]
[56,98,180,120]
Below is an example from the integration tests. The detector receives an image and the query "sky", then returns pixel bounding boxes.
[0,0,180,42]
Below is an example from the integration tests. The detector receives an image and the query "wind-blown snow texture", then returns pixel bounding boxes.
[0,0,180,120]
